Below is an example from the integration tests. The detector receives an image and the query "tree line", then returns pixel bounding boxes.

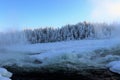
[24,22,112,43]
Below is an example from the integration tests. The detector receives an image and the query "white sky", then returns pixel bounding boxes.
[90,0,120,23]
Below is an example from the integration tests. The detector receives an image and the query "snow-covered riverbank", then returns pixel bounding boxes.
[0,38,120,75]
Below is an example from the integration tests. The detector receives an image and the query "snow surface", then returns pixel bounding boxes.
[0,38,120,74]
[0,38,120,67]
[0,68,12,80]
[106,61,120,74]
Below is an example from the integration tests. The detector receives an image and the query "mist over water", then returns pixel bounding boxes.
[93,23,120,39]
[0,31,28,46]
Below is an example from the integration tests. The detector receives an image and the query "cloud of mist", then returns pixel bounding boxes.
[90,0,120,23]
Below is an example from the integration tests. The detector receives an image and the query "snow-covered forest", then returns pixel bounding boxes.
[24,22,114,43]
[0,22,119,45]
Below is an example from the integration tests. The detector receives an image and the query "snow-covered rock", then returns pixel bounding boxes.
[106,61,120,74]
[0,75,11,80]
[0,68,12,80]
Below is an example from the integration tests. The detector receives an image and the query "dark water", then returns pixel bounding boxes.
[12,76,86,80]
[11,71,120,80]
[5,66,120,80]
[11,73,91,80]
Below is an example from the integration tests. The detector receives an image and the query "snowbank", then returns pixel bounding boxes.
[0,68,12,80]
[106,61,120,74]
